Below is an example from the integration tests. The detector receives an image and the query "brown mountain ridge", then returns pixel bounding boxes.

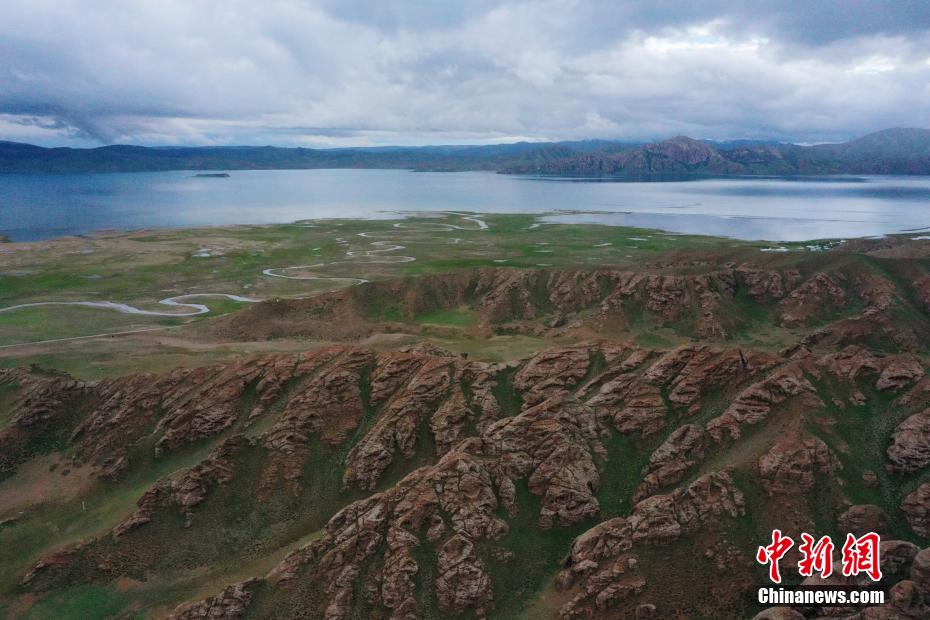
[3,243,930,618]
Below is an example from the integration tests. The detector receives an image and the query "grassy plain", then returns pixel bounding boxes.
[0,212,774,373]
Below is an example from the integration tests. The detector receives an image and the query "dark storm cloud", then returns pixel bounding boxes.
[0,0,928,147]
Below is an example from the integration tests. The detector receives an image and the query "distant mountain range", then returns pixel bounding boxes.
[501,128,930,177]
[1,128,929,176]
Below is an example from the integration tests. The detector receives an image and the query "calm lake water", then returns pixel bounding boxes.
[2,169,930,242]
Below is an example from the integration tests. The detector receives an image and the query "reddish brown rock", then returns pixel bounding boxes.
[554,517,644,619]
[902,483,930,538]
[460,361,505,432]
[168,579,258,619]
[641,346,704,385]
[812,345,882,382]
[0,369,90,475]
[513,346,591,407]
[736,266,801,301]
[114,435,249,536]
[435,534,493,615]
[706,365,818,441]
[876,355,925,391]
[474,268,542,323]
[644,275,692,322]
[397,342,455,357]
[556,471,742,618]
[630,471,745,545]
[584,357,669,427]
[20,348,345,479]
[151,354,322,455]
[880,540,919,577]
[344,357,454,490]
[758,435,840,493]
[887,409,930,473]
[664,348,777,407]
[838,504,890,537]
[778,272,847,327]
[635,424,707,501]
[20,548,77,587]
[268,443,499,619]
[260,350,372,491]
[598,380,668,437]
[483,395,602,529]
[263,384,607,617]
[430,387,474,455]
[911,547,930,592]
[694,273,735,338]
[557,517,633,590]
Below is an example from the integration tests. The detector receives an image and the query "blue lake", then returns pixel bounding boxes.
[2,169,930,241]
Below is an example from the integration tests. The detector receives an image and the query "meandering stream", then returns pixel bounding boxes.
[0,216,487,318]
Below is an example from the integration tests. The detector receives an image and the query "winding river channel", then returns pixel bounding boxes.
[0,216,487,318]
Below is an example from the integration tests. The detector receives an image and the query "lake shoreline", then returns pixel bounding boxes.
[2,169,929,242]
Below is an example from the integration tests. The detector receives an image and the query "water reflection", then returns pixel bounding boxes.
[0,169,928,242]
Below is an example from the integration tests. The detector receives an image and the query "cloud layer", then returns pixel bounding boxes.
[1,0,929,146]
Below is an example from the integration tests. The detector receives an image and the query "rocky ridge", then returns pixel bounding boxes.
[3,332,928,618]
[215,257,930,351]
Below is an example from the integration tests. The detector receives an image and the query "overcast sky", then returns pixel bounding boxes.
[1,0,929,147]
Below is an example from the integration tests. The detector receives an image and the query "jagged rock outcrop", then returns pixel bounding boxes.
[19,548,77,587]
[213,258,930,350]
[706,365,818,441]
[880,540,920,577]
[554,516,643,617]
[264,384,605,618]
[876,356,925,391]
[888,409,930,473]
[758,435,840,493]
[168,579,259,619]
[590,375,667,437]
[343,356,455,490]
[778,272,847,327]
[838,504,890,537]
[555,470,744,618]
[736,266,801,301]
[483,394,602,530]
[912,548,930,591]
[902,483,930,538]
[629,470,745,545]
[664,348,779,407]
[9,323,930,619]
[0,369,89,474]
[811,347,924,393]
[435,534,493,615]
[635,424,706,500]
[113,435,249,536]
[268,442,498,619]
[513,345,591,407]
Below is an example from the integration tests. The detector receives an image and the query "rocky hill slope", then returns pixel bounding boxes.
[215,250,930,352]
[2,339,930,618]
[2,245,930,618]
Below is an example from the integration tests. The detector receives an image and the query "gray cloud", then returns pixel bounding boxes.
[0,0,928,147]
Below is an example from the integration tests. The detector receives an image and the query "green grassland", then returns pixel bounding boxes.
[0,213,758,346]
[0,212,787,376]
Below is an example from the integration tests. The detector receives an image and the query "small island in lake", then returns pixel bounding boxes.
[193,172,230,178]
